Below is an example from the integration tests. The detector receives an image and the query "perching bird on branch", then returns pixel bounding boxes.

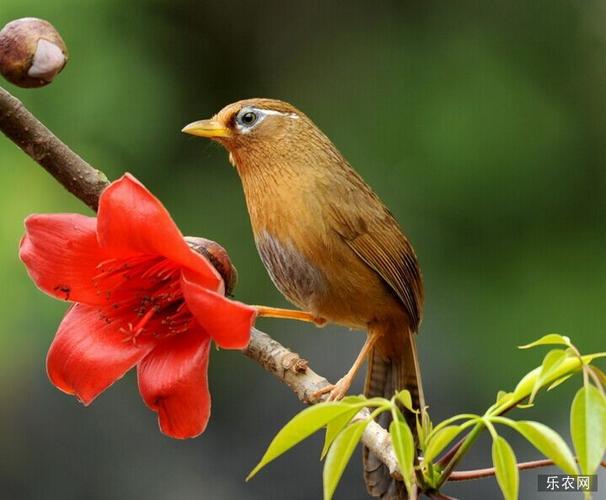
[183,99,424,498]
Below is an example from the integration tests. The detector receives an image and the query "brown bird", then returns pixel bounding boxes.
[183,99,424,499]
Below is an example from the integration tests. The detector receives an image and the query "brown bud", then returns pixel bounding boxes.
[185,236,239,296]
[0,18,68,88]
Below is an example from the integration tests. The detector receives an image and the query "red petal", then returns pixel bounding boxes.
[20,214,107,305]
[181,271,255,349]
[97,174,221,290]
[137,330,211,439]
[47,304,155,405]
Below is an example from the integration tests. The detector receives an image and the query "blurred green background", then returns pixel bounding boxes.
[1,1,604,499]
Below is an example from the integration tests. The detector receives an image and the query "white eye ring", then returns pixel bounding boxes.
[237,110,258,127]
[234,107,300,133]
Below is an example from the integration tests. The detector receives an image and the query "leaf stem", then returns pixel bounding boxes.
[587,366,605,397]
[568,343,590,387]
[483,419,499,441]
[428,414,480,439]
[434,421,485,489]
[369,405,390,421]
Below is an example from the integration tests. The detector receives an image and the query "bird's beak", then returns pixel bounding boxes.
[181,119,231,138]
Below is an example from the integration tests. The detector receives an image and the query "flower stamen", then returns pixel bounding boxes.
[100,255,192,342]
[133,306,158,332]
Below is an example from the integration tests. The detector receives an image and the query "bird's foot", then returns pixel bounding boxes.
[254,305,326,326]
[312,376,352,402]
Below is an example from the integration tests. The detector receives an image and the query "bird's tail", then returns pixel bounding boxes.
[363,325,424,499]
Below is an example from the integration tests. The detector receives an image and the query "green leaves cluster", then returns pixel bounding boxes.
[465,333,606,500]
[246,395,391,500]
[247,334,605,499]
[246,391,421,499]
[519,335,606,476]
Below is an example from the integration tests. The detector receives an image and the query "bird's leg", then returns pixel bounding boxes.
[313,332,380,401]
[254,305,326,326]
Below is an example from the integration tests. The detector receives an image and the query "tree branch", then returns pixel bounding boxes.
[0,86,108,211]
[428,493,459,500]
[449,458,606,482]
[0,83,401,480]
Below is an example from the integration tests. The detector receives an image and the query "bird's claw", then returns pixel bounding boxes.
[313,316,327,327]
[312,377,351,401]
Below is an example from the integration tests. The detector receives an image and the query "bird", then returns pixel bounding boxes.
[183,98,424,498]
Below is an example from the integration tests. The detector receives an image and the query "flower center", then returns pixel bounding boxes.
[93,255,194,343]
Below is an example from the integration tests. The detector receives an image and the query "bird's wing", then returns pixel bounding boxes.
[327,171,423,330]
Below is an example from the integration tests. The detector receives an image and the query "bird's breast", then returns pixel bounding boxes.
[239,164,401,328]
[255,230,327,311]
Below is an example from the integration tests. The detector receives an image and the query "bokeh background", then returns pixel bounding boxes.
[1,1,604,499]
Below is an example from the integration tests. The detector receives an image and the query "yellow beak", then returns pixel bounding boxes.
[181,119,231,138]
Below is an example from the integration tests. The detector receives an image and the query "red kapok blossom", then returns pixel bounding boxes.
[19,173,256,438]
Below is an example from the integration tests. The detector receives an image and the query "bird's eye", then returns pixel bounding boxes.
[238,111,258,127]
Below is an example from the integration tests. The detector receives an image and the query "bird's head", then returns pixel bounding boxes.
[182,98,339,172]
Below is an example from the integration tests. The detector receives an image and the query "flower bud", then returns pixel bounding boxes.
[185,237,239,296]
[0,18,68,88]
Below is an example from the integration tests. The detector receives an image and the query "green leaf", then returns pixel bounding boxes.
[416,413,426,448]
[423,411,433,439]
[529,349,568,403]
[364,397,391,406]
[570,385,606,474]
[495,390,512,405]
[424,425,464,464]
[518,334,571,349]
[510,421,577,474]
[516,402,534,409]
[492,435,519,500]
[395,389,417,413]
[323,419,369,500]
[512,355,592,403]
[389,419,415,496]
[547,373,574,391]
[321,408,359,459]
[339,395,367,406]
[247,402,354,480]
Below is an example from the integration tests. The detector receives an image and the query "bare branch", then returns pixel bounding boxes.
[0,86,108,210]
[0,83,400,480]
[243,328,326,400]
[243,328,403,478]
[428,493,459,500]
[448,458,606,482]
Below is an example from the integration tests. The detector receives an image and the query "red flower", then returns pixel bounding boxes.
[19,174,256,438]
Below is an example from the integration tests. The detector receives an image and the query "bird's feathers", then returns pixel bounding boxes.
[326,167,423,331]
[255,229,326,309]
[363,324,424,499]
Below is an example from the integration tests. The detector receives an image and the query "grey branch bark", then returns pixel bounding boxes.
[0,84,401,478]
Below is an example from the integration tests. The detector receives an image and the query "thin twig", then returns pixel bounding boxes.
[449,458,554,481]
[449,458,606,482]
[427,493,459,500]
[0,86,109,210]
